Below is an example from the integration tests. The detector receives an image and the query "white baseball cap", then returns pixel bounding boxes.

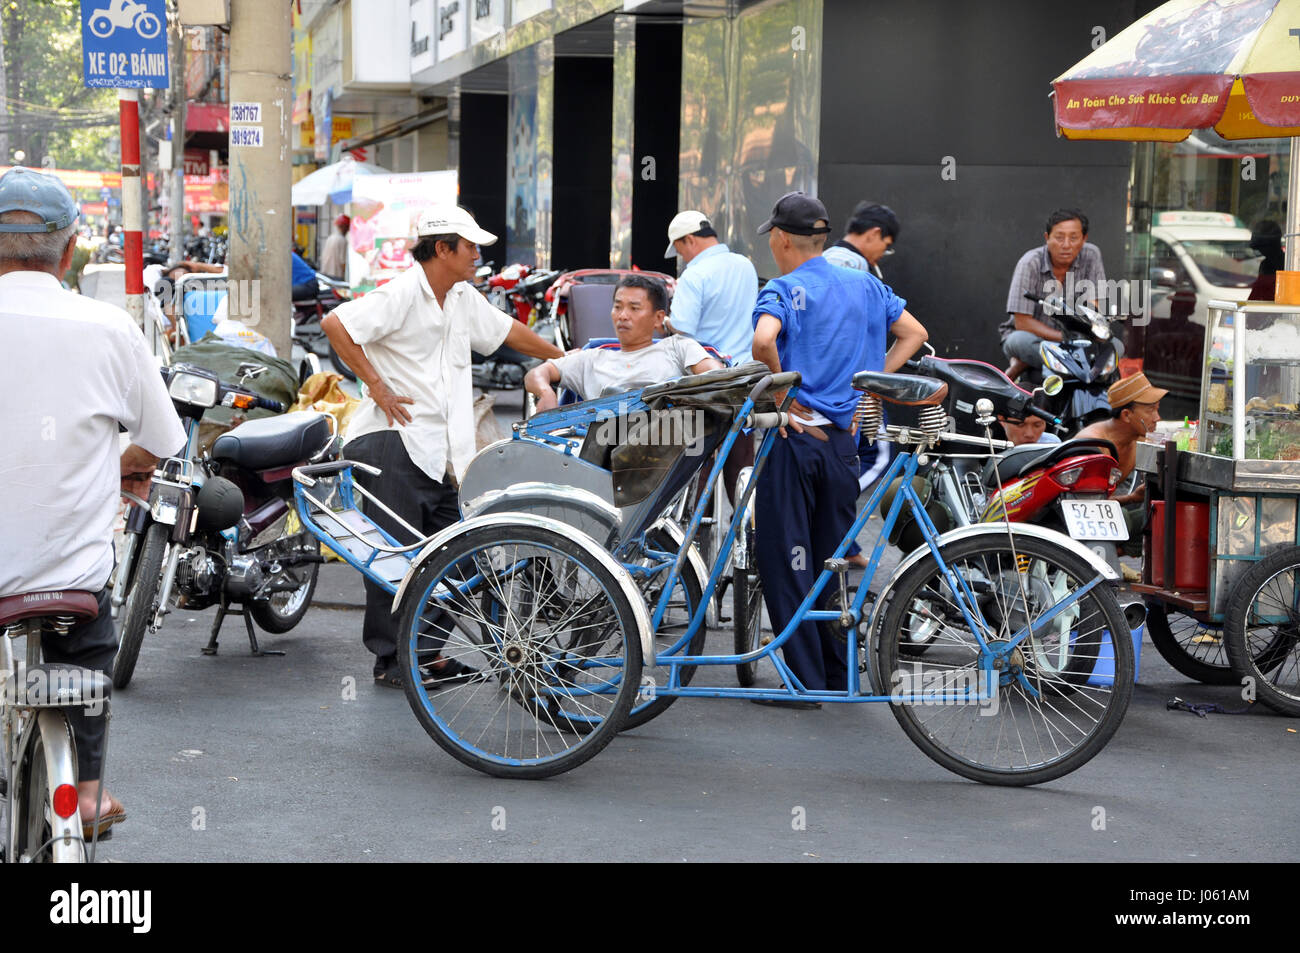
[664,209,711,258]
[415,204,497,246]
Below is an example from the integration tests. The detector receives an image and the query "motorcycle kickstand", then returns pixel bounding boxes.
[203,597,285,657]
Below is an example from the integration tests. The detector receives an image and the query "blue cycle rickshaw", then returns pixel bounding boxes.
[290,364,1133,785]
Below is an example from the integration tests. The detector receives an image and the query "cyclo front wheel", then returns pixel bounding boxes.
[395,522,643,779]
[877,532,1132,786]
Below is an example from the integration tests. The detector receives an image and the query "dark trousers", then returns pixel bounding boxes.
[754,428,860,691]
[695,431,756,513]
[40,588,116,782]
[345,430,460,676]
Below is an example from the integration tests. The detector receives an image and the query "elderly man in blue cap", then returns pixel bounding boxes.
[0,167,186,838]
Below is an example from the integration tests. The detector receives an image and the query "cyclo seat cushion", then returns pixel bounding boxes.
[851,370,948,406]
[980,437,1120,488]
[0,590,100,628]
[211,411,332,470]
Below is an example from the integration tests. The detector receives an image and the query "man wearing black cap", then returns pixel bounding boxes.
[0,167,186,837]
[750,191,929,706]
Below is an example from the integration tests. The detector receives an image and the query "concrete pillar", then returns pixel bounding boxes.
[227,0,292,356]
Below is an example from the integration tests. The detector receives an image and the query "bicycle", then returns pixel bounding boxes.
[0,591,113,862]
[297,364,1134,785]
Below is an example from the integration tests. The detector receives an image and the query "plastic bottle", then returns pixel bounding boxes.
[1176,415,1192,451]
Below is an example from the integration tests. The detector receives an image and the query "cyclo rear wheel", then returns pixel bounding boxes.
[395,522,643,779]
[876,532,1132,786]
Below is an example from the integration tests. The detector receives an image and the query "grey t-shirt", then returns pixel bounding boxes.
[549,336,709,400]
[999,242,1106,340]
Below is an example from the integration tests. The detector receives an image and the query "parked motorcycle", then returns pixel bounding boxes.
[1022,291,1123,432]
[293,271,354,380]
[473,265,561,391]
[898,354,1129,572]
[111,363,338,688]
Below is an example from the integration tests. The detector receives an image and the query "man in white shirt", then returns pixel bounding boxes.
[525,273,723,410]
[322,205,562,688]
[0,167,186,835]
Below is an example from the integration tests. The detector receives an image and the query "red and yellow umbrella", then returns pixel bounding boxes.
[1053,0,1300,141]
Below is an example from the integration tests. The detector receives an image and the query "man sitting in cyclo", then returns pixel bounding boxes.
[525,273,724,410]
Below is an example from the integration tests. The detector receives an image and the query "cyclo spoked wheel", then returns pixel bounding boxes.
[396,523,643,779]
[1224,546,1300,717]
[877,533,1132,786]
[1144,600,1235,685]
[619,527,706,731]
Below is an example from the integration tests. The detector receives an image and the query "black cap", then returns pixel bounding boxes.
[757,191,831,236]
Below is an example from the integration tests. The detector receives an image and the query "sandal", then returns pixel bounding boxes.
[373,670,404,689]
[83,794,127,840]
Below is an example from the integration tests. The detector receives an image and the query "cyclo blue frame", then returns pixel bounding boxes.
[612,381,1104,707]
[290,378,1106,708]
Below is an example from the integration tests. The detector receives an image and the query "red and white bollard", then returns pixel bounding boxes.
[119,88,145,330]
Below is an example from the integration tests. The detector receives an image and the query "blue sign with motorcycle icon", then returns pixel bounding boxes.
[80,0,170,89]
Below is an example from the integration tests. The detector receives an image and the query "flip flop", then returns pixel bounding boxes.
[83,795,126,840]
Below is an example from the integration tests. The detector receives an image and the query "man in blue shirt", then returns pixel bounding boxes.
[751,192,928,705]
[291,249,318,301]
[663,209,759,364]
[664,209,761,505]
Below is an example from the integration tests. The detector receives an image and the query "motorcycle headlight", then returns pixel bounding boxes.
[169,371,218,408]
[1091,318,1111,341]
[1040,345,1070,376]
[1099,349,1118,376]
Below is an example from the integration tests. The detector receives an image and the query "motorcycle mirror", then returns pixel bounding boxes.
[1040,375,1064,397]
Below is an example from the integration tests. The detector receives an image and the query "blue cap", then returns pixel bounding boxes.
[0,167,79,233]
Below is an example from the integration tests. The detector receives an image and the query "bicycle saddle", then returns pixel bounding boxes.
[851,370,949,406]
[0,590,100,629]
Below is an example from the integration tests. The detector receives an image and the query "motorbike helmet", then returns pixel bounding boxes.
[195,477,245,532]
[879,475,952,553]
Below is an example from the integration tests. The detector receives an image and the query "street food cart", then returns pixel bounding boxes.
[1133,300,1300,715]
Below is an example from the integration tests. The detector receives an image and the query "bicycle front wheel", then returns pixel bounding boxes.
[396,523,643,779]
[877,532,1132,786]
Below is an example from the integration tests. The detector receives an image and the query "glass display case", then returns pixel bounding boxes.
[1200,300,1300,461]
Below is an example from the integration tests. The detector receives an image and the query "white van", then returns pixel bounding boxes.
[1148,210,1262,327]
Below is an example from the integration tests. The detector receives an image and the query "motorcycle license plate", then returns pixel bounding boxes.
[1060,499,1128,541]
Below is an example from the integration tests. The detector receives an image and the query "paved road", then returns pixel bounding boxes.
[94,388,1298,861]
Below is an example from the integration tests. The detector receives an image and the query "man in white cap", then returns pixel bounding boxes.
[323,205,562,688]
[663,209,760,506]
[0,167,186,838]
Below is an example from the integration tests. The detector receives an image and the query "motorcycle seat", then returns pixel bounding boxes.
[851,370,949,406]
[212,411,333,471]
[0,590,100,629]
[981,437,1119,488]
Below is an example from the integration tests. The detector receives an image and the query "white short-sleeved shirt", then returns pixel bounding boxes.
[335,265,513,481]
[548,336,709,400]
[0,271,186,597]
